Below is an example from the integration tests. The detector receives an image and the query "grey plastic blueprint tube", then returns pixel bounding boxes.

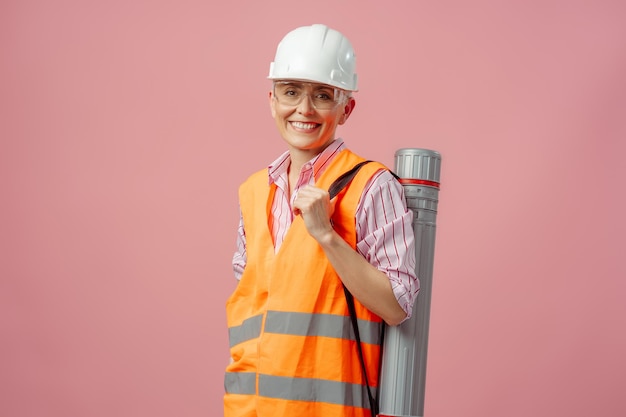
[378,148,442,417]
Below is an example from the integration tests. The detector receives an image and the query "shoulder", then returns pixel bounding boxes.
[238,168,270,206]
[335,149,389,177]
[364,168,403,194]
[357,167,407,215]
[239,168,267,191]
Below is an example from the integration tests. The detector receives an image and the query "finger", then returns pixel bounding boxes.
[299,185,327,198]
[329,196,337,214]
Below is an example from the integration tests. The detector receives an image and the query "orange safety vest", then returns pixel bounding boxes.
[224,149,386,417]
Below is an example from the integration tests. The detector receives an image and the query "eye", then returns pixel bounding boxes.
[314,91,334,101]
[277,84,302,98]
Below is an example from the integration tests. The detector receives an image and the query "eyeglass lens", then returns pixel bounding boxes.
[274,82,342,110]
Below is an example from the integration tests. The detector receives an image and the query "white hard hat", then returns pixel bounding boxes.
[268,24,358,92]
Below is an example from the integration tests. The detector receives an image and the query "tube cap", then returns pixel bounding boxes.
[394,148,441,187]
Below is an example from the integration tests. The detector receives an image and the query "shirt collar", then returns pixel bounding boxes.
[267,139,346,185]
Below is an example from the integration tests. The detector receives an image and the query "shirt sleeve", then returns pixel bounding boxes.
[232,204,246,280]
[355,169,419,320]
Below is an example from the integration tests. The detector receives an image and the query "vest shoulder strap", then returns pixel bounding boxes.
[328,160,372,199]
[327,159,382,416]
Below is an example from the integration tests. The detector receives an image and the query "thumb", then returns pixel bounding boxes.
[329,196,337,215]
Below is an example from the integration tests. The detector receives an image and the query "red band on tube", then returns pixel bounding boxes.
[398,178,440,188]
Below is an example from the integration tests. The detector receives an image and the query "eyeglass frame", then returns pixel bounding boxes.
[272,80,350,110]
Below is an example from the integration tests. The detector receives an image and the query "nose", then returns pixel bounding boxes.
[296,92,316,115]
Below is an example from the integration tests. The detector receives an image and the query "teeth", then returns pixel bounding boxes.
[291,121,318,129]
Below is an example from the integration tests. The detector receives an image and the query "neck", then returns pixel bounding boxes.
[287,154,305,195]
[288,139,336,172]
[287,152,309,177]
[286,147,322,195]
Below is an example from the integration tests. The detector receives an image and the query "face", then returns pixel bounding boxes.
[269,81,356,157]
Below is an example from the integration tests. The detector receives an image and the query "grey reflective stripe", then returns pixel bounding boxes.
[224,372,256,395]
[259,374,376,407]
[227,311,382,347]
[225,372,376,407]
[264,310,381,345]
[228,314,263,347]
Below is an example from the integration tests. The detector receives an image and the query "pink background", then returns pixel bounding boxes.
[2,0,625,416]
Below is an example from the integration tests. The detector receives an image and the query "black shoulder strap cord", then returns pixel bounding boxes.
[328,160,401,199]
[328,160,383,417]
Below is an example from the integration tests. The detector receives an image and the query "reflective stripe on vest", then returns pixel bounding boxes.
[228,310,382,348]
[225,373,377,407]
[228,314,263,347]
[224,371,256,395]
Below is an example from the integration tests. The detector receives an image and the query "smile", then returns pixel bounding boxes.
[290,121,320,130]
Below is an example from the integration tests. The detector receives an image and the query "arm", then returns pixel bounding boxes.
[293,172,417,326]
[232,205,246,280]
[317,226,408,326]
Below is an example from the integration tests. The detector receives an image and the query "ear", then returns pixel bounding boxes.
[338,97,356,125]
[269,91,277,118]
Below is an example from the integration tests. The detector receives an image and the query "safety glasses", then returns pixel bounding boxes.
[273,81,347,110]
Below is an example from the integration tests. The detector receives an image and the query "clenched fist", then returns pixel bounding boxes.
[292,185,337,243]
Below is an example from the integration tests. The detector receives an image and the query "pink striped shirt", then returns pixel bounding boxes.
[232,139,419,318]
